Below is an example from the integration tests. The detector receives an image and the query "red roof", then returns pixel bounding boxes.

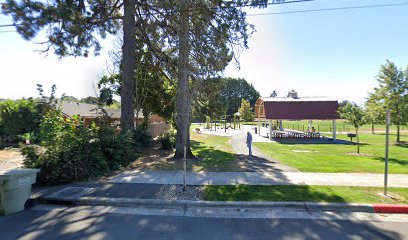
[257,97,339,120]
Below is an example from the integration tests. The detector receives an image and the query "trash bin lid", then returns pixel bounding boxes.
[0,168,40,181]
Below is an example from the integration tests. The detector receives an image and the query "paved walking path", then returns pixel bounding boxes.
[109,170,408,188]
[231,131,298,172]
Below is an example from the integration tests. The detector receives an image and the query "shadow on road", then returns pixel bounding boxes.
[0,207,404,240]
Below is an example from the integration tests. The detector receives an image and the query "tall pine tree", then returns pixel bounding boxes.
[372,60,408,142]
[2,0,136,130]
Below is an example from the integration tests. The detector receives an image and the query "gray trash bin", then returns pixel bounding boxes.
[0,168,40,215]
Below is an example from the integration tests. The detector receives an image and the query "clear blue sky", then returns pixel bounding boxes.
[1,0,408,103]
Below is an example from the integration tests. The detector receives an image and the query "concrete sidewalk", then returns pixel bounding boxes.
[109,170,408,188]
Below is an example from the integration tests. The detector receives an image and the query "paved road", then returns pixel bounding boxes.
[1,204,408,240]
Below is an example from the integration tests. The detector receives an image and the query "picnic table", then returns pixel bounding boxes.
[271,130,321,139]
[286,130,304,138]
[272,130,287,138]
[304,131,321,138]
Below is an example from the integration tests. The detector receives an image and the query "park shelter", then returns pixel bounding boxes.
[254,97,340,140]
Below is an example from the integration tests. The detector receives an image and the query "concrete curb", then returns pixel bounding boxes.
[373,204,408,214]
[305,202,374,213]
[75,197,378,213]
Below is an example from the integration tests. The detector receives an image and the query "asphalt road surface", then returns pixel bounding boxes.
[1,204,408,240]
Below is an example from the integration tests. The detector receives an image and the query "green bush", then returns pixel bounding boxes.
[98,127,137,169]
[22,109,139,186]
[158,129,176,150]
[0,99,42,140]
[133,123,152,147]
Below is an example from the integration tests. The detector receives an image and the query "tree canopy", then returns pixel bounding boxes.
[2,0,135,130]
[219,78,260,116]
[3,0,318,158]
[364,93,385,134]
[193,77,260,121]
[125,0,268,157]
[369,60,408,142]
[339,102,366,154]
[238,99,254,123]
[0,99,41,136]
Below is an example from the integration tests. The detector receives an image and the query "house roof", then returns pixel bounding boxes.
[260,96,334,102]
[256,97,339,120]
[60,101,143,119]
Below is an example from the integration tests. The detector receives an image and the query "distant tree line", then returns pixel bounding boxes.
[192,77,260,122]
[61,95,120,108]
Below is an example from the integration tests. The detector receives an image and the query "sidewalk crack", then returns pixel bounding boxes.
[169,171,178,184]
[304,202,312,215]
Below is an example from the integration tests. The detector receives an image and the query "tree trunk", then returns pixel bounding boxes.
[397,124,400,142]
[120,0,136,131]
[175,0,192,159]
[372,122,375,134]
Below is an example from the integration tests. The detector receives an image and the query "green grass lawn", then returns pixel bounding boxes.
[189,131,240,172]
[135,126,240,172]
[248,120,407,132]
[204,185,408,204]
[254,133,408,173]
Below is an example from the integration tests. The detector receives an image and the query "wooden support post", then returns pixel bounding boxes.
[258,104,261,135]
[258,118,261,136]
[269,119,272,140]
[332,119,337,141]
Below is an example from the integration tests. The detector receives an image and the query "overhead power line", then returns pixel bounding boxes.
[1,1,407,31]
[0,23,17,27]
[247,2,408,16]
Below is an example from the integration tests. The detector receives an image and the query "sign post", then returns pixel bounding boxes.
[183,146,187,192]
[384,109,390,196]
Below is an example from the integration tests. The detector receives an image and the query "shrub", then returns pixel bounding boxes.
[133,123,152,147]
[0,99,42,140]
[98,127,137,169]
[22,109,139,186]
[158,129,176,150]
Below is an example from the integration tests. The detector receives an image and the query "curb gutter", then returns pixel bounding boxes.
[74,197,386,213]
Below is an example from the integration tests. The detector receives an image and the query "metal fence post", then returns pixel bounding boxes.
[384,109,390,196]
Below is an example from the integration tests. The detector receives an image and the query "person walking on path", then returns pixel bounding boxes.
[246,132,253,156]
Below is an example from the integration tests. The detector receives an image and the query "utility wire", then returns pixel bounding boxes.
[0,23,17,27]
[1,1,408,31]
[0,0,315,27]
[247,2,408,16]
